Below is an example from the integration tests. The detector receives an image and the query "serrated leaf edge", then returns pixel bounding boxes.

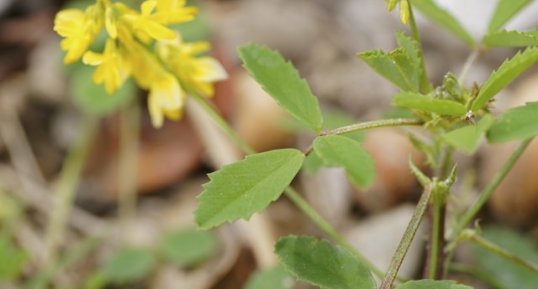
[472,47,538,111]
[195,149,304,229]
[275,235,376,289]
[239,43,323,132]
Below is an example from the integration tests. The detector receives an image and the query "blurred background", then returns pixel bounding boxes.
[0,0,537,288]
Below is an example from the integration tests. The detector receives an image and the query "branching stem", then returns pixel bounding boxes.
[191,95,391,277]
[321,118,422,136]
[468,233,538,274]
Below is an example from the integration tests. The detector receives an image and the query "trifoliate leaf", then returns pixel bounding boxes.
[471,47,538,111]
[488,0,533,33]
[275,236,376,289]
[484,30,538,48]
[487,102,538,143]
[393,92,466,116]
[195,149,304,229]
[239,44,323,132]
[159,229,218,267]
[313,135,375,189]
[442,114,494,154]
[396,280,474,289]
[410,0,474,46]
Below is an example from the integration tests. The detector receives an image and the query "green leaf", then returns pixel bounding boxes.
[483,30,538,48]
[471,47,538,111]
[396,32,430,92]
[275,236,375,289]
[313,135,375,189]
[159,228,218,267]
[393,92,466,116]
[70,65,135,117]
[245,266,293,289]
[487,102,538,143]
[239,44,323,132]
[0,234,26,280]
[442,114,494,154]
[291,108,367,175]
[100,248,156,284]
[488,0,533,33]
[358,49,416,91]
[410,0,474,46]
[470,226,538,289]
[396,279,473,289]
[195,149,304,229]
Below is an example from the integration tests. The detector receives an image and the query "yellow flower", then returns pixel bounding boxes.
[54,0,224,128]
[157,38,227,97]
[83,39,127,94]
[54,6,102,63]
[125,0,176,41]
[155,0,198,24]
[148,73,185,127]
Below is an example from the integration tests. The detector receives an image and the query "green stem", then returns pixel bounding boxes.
[118,100,140,230]
[191,95,386,278]
[191,94,254,155]
[425,145,452,279]
[284,187,384,278]
[408,3,432,93]
[468,233,538,274]
[379,184,432,289]
[45,117,97,267]
[451,138,533,238]
[427,191,445,279]
[321,118,422,136]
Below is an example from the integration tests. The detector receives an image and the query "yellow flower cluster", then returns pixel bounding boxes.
[54,0,227,127]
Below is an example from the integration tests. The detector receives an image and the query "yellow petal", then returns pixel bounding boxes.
[143,20,176,40]
[82,51,104,65]
[141,0,157,15]
[63,39,89,64]
[151,74,183,109]
[148,93,164,128]
[105,6,118,38]
[155,7,197,24]
[54,9,85,37]
[156,0,173,11]
[197,58,228,82]
[163,106,183,120]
